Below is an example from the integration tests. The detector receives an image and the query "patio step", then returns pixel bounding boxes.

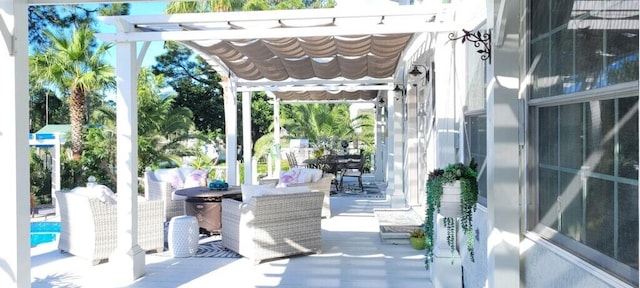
[373,208,424,245]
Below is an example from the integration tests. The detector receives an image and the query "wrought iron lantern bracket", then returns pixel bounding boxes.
[448,29,491,63]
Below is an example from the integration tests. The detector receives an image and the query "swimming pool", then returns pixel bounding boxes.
[30,221,60,247]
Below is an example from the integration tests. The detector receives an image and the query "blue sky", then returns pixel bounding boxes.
[100,2,168,68]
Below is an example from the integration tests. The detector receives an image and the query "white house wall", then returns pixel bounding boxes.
[432,33,459,169]
[522,236,626,288]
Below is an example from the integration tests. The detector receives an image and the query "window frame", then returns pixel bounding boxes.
[527,82,639,285]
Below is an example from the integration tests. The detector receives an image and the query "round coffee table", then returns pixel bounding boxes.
[174,186,242,235]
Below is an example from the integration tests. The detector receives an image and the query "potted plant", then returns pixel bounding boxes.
[409,228,426,250]
[424,159,478,268]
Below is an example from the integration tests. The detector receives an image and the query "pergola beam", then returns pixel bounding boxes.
[98,22,449,42]
[99,6,441,25]
[237,84,393,92]
[236,78,394,87]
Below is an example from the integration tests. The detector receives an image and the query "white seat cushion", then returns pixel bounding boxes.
[70,185,117,205]
[241,183,277,203]
[264,186,311,196]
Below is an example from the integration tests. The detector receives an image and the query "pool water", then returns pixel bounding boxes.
[30,222,60,247]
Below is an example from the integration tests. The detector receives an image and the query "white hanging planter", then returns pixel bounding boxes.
[439,180,462,218]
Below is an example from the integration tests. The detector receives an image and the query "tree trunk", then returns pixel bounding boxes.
[70,88,85,160]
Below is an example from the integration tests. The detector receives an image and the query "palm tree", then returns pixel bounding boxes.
[165,1,335,14]
[282,103,372,146]
[165,0,243,13]
[30,25,115,160]
[92,68,197,176]
[252,103,373,162]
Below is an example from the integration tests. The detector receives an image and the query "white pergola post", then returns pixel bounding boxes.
[385,90,394,184]
[390,87,405,208]
[52,135,61,203]
[223,79,238,185]
[0,0,30,287]
[273,97,281,176]
[486,0,521,286]
[109,40,145,282]
[374,93,385,181]
[406,85,420,206]
[242,91,253,184]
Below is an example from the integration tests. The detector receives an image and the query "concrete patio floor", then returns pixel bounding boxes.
[30,183,433,288]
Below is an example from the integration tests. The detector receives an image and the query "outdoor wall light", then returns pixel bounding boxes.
[378,97,385,104]
[408,64,430,85]
[448,29,492,63]
[393,84,405,101]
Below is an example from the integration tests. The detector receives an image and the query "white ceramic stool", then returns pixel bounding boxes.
[168,215,199,257]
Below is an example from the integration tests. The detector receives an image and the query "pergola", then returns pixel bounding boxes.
[97,4,450,185]
[1,2,458,286]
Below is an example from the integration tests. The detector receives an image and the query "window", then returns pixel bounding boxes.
[533,97,638,284]
[464,114,486,205]
[464,30,487,206]
[530,0,638,99]
[529,1,639,285]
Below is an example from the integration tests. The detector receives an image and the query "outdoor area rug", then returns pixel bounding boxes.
[161,224,241,258]
[330,180,386,199]
[193,237,241,258]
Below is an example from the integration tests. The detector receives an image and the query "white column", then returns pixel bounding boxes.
[374,93,385,181]
[223,79,238,185]
[242,91,252,184]
[392,86,405,208]
[52,135,61,216]
[386,88,395,193]
[0,0,29,286]
[431,214,462,288]
[272,96,281,176]
[407,85,419,206]
[110,40,145,282]
[486,0,521,287]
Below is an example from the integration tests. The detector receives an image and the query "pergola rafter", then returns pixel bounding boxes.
[97,5,450,101]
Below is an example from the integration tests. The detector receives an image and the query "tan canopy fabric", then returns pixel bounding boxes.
[274,90,379,101]
[187,33,412,82]
[102,7,443,101]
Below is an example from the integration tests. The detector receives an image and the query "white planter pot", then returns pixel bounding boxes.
[439,181,462,218]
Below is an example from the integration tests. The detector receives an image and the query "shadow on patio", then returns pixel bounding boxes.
[31,182,432,288]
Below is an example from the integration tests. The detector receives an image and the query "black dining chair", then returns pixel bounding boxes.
[339,153,366,192]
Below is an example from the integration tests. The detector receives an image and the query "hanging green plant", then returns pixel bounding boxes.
[424,159,479,269]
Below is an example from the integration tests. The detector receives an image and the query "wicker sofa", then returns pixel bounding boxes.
[56,190,165,265]
[221,191,324,264]
[259,171,334,218]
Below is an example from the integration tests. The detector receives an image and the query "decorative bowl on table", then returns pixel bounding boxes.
[209,180,229,191]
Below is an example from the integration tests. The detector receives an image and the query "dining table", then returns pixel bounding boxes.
[303,154,363,190]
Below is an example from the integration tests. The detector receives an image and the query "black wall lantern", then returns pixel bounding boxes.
[408,65,430,85]
[448,29,492,63]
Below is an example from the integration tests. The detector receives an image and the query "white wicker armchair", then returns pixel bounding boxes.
[259,173,334,218]
[144,170,186,221]
[221,191,324,264]
[56,190,165,265]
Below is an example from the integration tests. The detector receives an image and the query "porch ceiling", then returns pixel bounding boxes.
[99,5,448,101]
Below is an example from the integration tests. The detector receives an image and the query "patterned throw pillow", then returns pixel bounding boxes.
[183,169,208,188]
[154,168,183,190]
[278,170,299,187]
